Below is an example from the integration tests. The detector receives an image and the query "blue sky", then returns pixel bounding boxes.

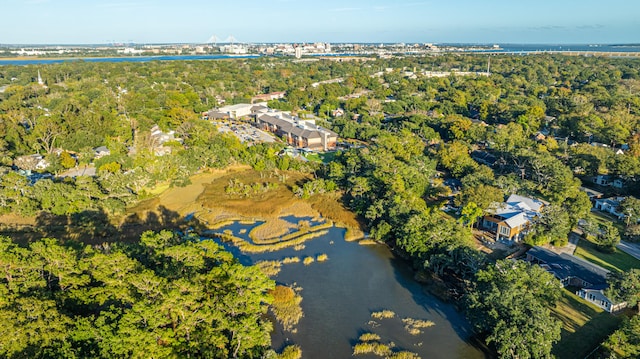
[3,0,640,44]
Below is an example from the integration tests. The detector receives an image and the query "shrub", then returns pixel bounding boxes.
[371,310,396,319]
[358,333,381,342]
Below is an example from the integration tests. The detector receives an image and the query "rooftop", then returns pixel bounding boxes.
[527,246,609,288]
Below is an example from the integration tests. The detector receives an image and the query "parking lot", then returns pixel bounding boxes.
[215,121,276,145]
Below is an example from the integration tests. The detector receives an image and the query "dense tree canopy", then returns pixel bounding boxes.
[466,260,562,359]
[0,231,275,358]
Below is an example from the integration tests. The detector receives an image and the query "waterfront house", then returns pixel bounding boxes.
[481,194,545,243]
[526,247,625,312]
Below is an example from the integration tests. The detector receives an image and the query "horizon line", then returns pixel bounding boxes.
[2,42,640,47]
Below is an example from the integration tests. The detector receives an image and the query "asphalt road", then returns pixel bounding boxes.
[618,240,640,261]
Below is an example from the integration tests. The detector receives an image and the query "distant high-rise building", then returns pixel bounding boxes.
[294,46,302,59]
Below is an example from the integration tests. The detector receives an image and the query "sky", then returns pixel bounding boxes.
[2,0,640,44]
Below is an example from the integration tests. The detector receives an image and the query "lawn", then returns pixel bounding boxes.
[302,151,338,164]
[551,290,623,359]
[574,236,640,273]
[589,211,626,234]
[319,151,338,163]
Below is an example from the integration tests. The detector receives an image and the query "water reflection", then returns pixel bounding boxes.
[206,225,487,358]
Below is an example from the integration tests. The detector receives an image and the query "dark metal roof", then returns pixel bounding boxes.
[527,246,609,287]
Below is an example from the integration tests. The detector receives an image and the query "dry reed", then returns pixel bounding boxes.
[371,310,396,319]
[269,285,303,332]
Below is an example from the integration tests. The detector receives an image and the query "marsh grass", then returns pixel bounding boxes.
[269,285,303,332]
[344,226,366,241]
[276,345,302,359]
[388,351,420,359]
[402,318,435,335]
[214,230,329,253]
[293,244,305,251]
[307,192,363,230]
[249,221,333,245]
[282,256,300,264]
[316,253,329,262]
[207,216,258,229]
[249,218,297,242]
[352,342,392,356]
[199,170,312,219]
[358,333,381,342]
[303,256,315,265]
[279,202,321,220]
[359,239,379,245]
[371,310,396,320]
[256,260,282,277]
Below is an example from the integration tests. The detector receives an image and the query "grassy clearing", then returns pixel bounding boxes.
[269,285,303,332]
[551,289,623,359]
[319,151,337,163]
[574,236,640,273]
[402,318,435,335]
[371,310,396,320]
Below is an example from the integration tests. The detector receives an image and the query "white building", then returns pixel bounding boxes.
[594,196,626,220]
[217,103,254,118]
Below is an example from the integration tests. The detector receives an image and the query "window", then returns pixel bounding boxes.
[500,226,510,235]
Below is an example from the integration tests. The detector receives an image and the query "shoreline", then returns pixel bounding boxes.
[0,54,261,63]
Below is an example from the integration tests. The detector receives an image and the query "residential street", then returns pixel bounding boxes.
[618,240,640,261]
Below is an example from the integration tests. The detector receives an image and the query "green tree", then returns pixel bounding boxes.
[596,222,621,253]
[0,232,275,358]
[620,197,640,227]
[59,151,76,169]
[603,315,640,358]
[459,202,483,228]
[466,260,562,359]
[606,268,640,312]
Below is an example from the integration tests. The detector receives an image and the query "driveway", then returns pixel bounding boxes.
[58,165,97,178]
[545,230,580,255]
[618,240,640,261]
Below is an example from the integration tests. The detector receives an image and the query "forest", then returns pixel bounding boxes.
[2,53,640,358]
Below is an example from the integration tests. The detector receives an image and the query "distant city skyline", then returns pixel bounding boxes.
[3,0,640,45]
